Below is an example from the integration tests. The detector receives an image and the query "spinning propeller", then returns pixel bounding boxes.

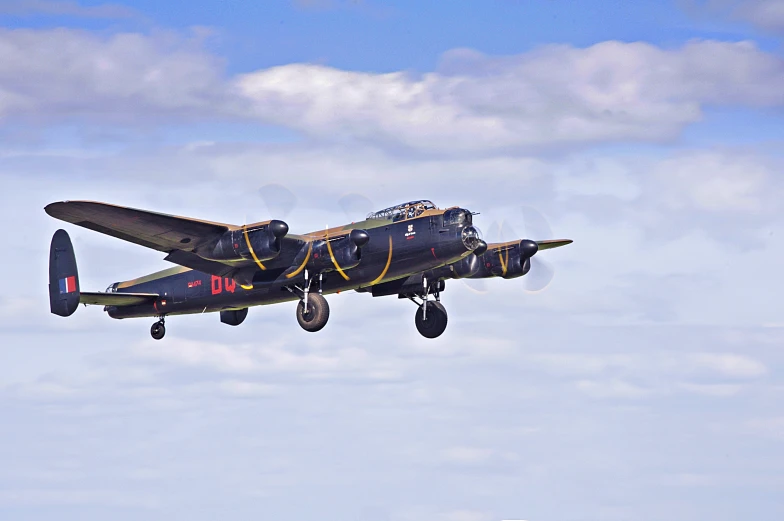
[259,183,299,219]
[463,205,566,295]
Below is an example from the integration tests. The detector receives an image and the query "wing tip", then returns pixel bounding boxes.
[537,239,573,251]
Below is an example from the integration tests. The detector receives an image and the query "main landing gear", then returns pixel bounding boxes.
[410,276,448,339]
[288,269,331,332]
[150,316,166,340]
[297,293,330,332]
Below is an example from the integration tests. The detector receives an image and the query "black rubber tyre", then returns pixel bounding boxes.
[150,322,166,340]
[296,293,330,332]
[415,301,448,339]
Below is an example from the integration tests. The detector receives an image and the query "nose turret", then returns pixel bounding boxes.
[461,225,483,251]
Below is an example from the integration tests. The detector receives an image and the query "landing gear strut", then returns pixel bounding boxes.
[410,276,448,339]
[150,316,166,340]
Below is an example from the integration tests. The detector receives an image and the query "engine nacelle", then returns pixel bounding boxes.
[450,254,481,278]
[308,229,369,274]
[207,220,289,262]
[429,253,481,281]
[480,239,537,279]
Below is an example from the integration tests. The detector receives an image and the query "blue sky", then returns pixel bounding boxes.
[1,1,784,521]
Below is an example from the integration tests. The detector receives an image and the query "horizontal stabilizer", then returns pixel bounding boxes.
[79,292,159,307]
[537,239,573,251]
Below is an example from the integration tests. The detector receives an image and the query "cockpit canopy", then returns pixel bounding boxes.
[366,200,437,222]
[443,208,472,226]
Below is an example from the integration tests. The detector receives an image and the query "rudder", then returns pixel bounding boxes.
[49,229,80,317]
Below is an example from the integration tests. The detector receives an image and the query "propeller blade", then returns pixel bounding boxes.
[259,183,298,219]
[484,206,566,294]
[520,205,553,240]
[462,277,489,294]
[499,220,519,244]
[338,193,375,222]
[485,220,502,243]
[524,256,555,293]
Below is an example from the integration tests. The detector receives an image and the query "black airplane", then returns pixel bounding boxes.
[46,199,572,339]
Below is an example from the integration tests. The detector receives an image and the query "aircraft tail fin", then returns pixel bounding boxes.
[48,229,81,317]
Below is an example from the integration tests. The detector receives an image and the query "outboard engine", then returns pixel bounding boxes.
[479,239,538,279]
[206,220,289,262]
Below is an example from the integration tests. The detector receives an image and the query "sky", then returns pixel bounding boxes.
[1,1,784,520]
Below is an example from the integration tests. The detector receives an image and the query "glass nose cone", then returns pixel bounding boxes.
[461,225,483,251]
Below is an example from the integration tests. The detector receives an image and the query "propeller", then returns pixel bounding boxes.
[259,183,299,219]
[462,205,564,294]
[259,184,377,224]
[338,193,376,222]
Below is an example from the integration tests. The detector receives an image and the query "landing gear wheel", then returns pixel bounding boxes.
[296,293,330,332]
[415,301,448,339]
[150,321,166,340]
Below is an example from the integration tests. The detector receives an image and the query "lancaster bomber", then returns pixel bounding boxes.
[46,199,572,339]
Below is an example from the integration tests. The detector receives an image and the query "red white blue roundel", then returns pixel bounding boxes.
[59,275,76,294]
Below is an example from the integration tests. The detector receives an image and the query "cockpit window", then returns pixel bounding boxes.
[443,209,469,226]
[368,200,437,221]
[389,203,428,222]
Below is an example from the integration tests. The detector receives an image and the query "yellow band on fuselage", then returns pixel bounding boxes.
[370,235,393,285]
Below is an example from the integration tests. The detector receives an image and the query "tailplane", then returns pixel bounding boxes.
[49,229,80,317]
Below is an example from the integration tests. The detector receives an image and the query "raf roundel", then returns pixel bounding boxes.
[59,275,76,294]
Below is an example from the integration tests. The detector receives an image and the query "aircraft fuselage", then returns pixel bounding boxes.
[106,210,474,319]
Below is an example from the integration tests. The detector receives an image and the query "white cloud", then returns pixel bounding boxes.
[440,446,497,465]
[130,338,403,381]
[437,510,493,521]
[0,28,229,123]
[237,40,784,152]
[691,353,768,378]
[575,379,654,399]
[737,0,784,31]
[652,151,771,212]
[681,0,784,33]
[216,379,281,398]
[0,488,158,508]
[439,446,519,471]
[554,157,642,201]
[526,352,768,380]
[678,383,743,396]
[2,30,784,153]
[745,416,784,439]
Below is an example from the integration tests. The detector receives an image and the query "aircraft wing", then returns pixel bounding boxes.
[537,239,573,250]
[45,200,306,281]
[79,291,159,306]
[44,201,234,253]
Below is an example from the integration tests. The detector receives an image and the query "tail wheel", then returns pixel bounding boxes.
[150,321,166,340]
[415,301,448,339]
[296,293,330,332]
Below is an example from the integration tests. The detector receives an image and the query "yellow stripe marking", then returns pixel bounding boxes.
[240,283,253,290]
[243,225,266,271]
[370,235,393,285]
[325,230,350,281]
[498,248,508,277]
[285,242,312,279]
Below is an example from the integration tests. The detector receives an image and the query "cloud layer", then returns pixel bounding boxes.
[2,29,784,152]
[2,8,784,521]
